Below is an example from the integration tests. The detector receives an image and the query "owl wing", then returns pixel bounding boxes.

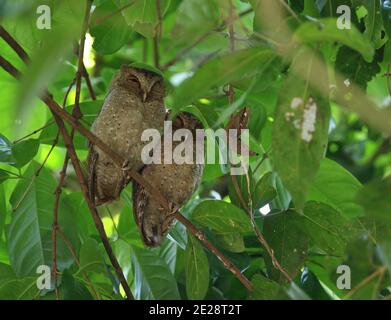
[132,180,148,235]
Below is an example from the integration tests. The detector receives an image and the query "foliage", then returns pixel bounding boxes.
[0,0,390,300]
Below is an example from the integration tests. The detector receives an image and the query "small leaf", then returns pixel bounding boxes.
[11,139,39,168]
[119,0,171,38]
[192,200,252,233]
[62,270,93,300]
[172,0,221,47]
[300,201,351,256]
[254,172,277,209]
[251,274,283,300]
[185,234,209,300]
[90,0,132,55]
[130,243,180,299]
[0,134,15,165]
[308,158,364,218]
[263,210,309,283]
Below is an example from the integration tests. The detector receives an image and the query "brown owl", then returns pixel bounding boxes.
[88,65,166,206]
[133,112,204,247]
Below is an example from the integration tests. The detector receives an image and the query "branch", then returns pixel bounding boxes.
[0,33,254,291]
[0,29,134,300]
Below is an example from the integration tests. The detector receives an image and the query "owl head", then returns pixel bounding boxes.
[111,65,165,102]
[172,112,203,132]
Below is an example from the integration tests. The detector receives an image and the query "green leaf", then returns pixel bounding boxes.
[251,274,283,300]
[0,133,15,165]
[272,48,330,209]
[335,46,381,90]
[119,0,171,38]
[6,162,76,276]
[0,170,11,184]
[130,244,180,299]
[293,18,374,62]
[173,47,275,110]
[263,210,309,283]
[79,238,105,274]
[214,232,245,253]
[254,172,277,209]
[172,0,221,47]
[11,139,39,168]
[192,200,252,233]
[308,158,364,218]
[300,201,351,256]
[357,177,391,225]
[90,0,132,55]
[14,3,84,136]
[352,0,386,48]
[0,185,6,237]
[0,277,37,300]
[185,234,209,300]
[62,270,93,300]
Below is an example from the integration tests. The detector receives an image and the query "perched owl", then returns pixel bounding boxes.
[133,112,204,247]
[88,65,166,206]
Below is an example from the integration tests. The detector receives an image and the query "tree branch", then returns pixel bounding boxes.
[0,30,254,292]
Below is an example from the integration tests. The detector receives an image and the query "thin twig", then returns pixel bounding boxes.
[12,133,59,212]
[13,121,55,144]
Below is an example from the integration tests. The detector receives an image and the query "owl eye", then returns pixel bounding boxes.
[128,76,139,84]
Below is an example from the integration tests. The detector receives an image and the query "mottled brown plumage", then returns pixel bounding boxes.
[88,65,165,206]
[133,112,204,247]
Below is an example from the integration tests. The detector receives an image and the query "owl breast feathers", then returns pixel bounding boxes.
[133,112,204,247]
[88,65,166,206]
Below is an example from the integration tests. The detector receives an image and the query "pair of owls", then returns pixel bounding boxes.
[87,65,203,247]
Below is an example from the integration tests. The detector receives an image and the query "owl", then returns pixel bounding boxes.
[88,65,166,206]
[133,112,204,247]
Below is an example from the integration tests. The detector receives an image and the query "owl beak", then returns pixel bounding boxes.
[142,91,148,102]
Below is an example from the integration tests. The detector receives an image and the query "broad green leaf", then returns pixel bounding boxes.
[254,172,277,209]
[293,18,374,62]
[172,0,221,47]
[0,185,5,237]
[62,270,93,300]
[215,232,245,253]
[11,138,39,168]
[14,3,84,136]
[352,0,385,48]
[0,262,15,285]
[0,134,15,165]
[263,210,309,283]
[0,170,11,184]
[90,0,132,55]
[251,274,283,300]
[272,48,330,209]
[308,158,364,218]
[79,238,105,274]
[192,200,252,233]
[0,277,37,300]
[119,0,171,38]
[356,177,391,224]
[336,46,381,90]
[300,201,351,256]
[6,162,76,276]
[185,234,209,300]
[130,244,180,299]
[173,47,275,110]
